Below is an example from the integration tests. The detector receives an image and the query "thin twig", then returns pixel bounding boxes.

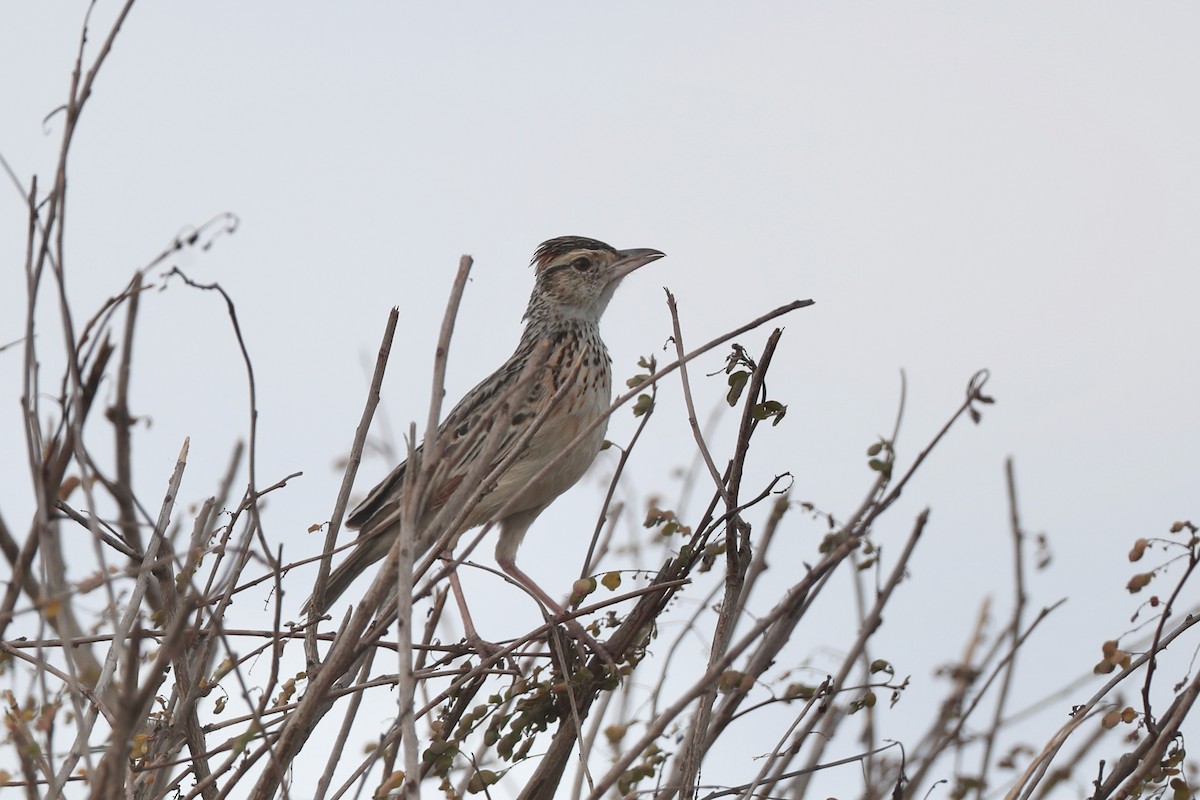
[666,289,733,509]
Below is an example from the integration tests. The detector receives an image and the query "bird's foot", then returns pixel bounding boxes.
[464,632,519,671]
[552,616,617,674]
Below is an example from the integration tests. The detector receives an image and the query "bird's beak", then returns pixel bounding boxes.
[608,247,666,283]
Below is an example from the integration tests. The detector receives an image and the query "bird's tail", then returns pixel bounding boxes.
[307,555,365,616]
[302,523,436,616]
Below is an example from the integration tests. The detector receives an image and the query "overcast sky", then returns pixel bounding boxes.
[2,4,1198,797]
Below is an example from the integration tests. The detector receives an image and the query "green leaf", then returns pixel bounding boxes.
[569,577,598,606]
[633,393,654,417]
[784,683,816,700]
[726,371,749,406]
[752,400,787,426]
[467,770,500,794]
[1127,572,1153,593]
[848,690,877,714]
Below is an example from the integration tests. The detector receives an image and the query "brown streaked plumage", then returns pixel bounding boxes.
[307,236,664,616]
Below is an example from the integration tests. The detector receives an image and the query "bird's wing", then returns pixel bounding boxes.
[345,342,546,537]
[345,455,409,533]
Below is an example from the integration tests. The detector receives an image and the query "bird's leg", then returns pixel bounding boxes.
[494,514,616,669]
[495,555,615,669]
[441,552,513,665]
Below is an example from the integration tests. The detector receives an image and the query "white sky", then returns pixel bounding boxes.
[2,4,1198,797]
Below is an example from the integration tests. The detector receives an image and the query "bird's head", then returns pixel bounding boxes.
[526,236,665,323]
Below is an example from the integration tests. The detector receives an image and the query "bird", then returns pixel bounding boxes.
[307,236,665,622]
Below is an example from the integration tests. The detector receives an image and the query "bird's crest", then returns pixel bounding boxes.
[531,236,615,270]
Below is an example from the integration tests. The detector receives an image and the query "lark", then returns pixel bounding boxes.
[309,236,664,624]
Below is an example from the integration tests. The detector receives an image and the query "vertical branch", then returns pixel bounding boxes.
[783,510,930,799]
[53,438,190,791]
[974,458,1028,796]
[580,385,654,580]
[395,253,474,799]
[6,17,146,793]
[110,270,145,551]
[584,538,855,800]
[250,255,475,800]
[669,329,782,799]
[306,307,399,661]
[8,179,47,637]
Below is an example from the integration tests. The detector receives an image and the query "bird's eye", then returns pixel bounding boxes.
[571,256,592,272]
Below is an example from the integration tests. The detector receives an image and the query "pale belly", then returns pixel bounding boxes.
[477,371,611,521]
